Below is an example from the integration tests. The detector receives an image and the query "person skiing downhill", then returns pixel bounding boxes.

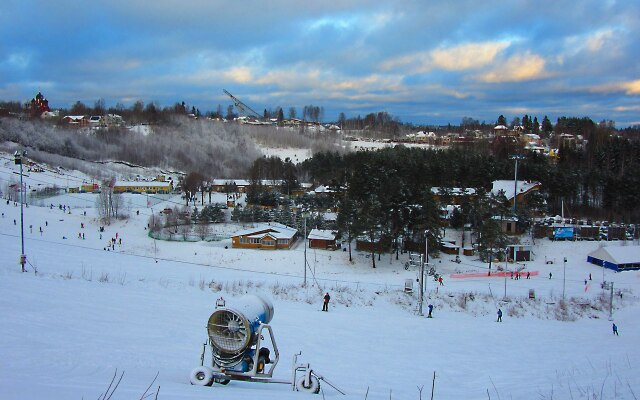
[322,292,330,312]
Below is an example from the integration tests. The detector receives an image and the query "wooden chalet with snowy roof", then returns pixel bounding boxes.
[491,180,541,208]
[231,223,298,250]
[307,229,338,250]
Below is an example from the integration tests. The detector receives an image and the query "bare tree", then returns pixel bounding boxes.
[196,221,210,240]
[148,214,161,234]
[96,178,115,224]
[110,192,123,219]
[182,172,205,206]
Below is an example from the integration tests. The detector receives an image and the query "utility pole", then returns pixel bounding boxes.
[504,249,508,299]
[303,214,307,287]
[15,151,27,272]
[424,229,429,294]
[509,154,525,214]
[609,282,614,320]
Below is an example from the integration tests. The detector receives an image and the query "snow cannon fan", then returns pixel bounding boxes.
[207,294,274,369]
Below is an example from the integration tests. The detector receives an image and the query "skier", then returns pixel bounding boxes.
[497,309,503,322]
[322,292,330,312]
[526,272,530,279]
[427,304,433,318]
[612,323,619,336]
[549,272,552,279]
[589,273,592,281]
[438,276,444,286]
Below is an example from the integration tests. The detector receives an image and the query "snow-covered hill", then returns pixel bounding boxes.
[1,153,639,399]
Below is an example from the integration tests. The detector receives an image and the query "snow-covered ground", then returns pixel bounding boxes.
[1,153,639,400]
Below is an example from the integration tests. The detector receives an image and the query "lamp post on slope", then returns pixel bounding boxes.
[563,257,567,300]
[14,150,27,272]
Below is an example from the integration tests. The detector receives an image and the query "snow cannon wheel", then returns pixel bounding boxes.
[190,366,214,386]
[296,375,320,394]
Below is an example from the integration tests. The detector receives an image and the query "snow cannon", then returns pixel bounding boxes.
[191,294,345,395]
[206,294,274,370]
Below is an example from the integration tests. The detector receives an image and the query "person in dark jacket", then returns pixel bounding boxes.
[497,309,503,322]
[427,304,433,318]
[322,293,330,311]
[613,323,619,335]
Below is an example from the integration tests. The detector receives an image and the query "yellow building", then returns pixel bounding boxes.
[112,180,173,194]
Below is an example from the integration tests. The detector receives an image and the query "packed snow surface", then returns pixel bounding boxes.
[1,154,639,400]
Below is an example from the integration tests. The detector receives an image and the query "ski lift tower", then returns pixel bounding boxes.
[223,89,262,120]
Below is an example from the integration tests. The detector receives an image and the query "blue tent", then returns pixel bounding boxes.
[587,246,640,271]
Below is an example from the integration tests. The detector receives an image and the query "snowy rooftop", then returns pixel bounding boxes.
[491,180,540,200]
[431,187,477,196]
[114,181,171,187]
[232,223,297,239]
[588,245,640,264]
[308,229,336,240]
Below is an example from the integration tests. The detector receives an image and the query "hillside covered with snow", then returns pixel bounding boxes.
[1,152,639,400]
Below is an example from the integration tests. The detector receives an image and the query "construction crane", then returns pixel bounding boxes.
[223,89,262,120]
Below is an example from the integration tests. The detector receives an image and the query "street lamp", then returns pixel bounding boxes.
[563,257,567,300]
[14,150,27,272]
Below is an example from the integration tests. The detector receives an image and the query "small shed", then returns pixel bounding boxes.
[587,245,640,271]
[508,244,534,261]
[308,229,338,250]
[440,241,459,255]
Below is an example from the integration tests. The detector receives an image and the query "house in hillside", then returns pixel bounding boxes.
[62,115,89,127]
[231,223,298,250]
[491,180,541,207]
[587,246,640,272]
[313,185,337,196]
[308,229,338,250]
[431,187,477,205]
[210,179,251,193]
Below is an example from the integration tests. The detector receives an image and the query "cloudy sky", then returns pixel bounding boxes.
[1,0,639,126]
